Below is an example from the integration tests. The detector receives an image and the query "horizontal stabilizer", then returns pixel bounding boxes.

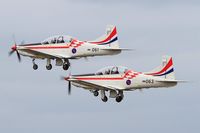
[155,79,188,83]
[101,48,134,51]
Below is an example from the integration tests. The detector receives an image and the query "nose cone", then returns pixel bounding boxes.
[64,76,70,80]
[11,44,17,51]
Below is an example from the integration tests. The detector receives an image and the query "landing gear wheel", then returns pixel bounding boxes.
[33,64,38,70]
[63,64,70,70]
[116,96,123,103]
[93,91,99,97]
[102,96,108,102]
[46,64,52,70]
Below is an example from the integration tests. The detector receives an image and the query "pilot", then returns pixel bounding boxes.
[114,67,119,74]
[51,38,56,44]
[60,36,65,43]
[105,69,110,75]
[57,37,60,43]
[111,67,119,74]
[57,36,64,43]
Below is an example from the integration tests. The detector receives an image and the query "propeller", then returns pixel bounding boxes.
[61,63,72,95]
[8,35,21,62]
[68,81,71,95]
[60,75,72,95]
[9,44,21,62]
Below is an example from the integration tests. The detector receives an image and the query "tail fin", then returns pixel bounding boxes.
[145,56,175,80]
[88,25,119,48]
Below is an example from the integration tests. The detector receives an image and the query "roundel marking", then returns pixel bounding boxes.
[126,79,131,85]
[72,48,77,54]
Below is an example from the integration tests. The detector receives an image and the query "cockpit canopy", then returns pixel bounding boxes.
[96,66,129,75]
[41,35,73,44]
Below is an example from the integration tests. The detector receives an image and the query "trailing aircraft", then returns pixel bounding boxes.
[63,56,185,103]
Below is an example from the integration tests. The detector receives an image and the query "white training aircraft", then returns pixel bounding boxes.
[63,56,184,103]
[9,25,129,70]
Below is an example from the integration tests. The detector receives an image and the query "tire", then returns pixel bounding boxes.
[33,64,38,70]
[116,96,123,103]
[102,96,108,102]
[63,64,69,70]
[46,64,52,70]
[93,91,99,97]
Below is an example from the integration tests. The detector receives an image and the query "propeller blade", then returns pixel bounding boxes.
[68,81,71,95]
[16,51,21,62]
[8,50,15,56]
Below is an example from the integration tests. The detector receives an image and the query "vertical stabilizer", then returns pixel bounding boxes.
[88,25,120,48]
[145,56,175,80]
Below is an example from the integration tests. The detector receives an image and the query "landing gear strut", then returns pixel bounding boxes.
[32,59,38,70]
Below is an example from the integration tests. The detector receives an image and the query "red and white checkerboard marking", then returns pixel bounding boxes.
[69,39,84,48]
[124,70,141,79]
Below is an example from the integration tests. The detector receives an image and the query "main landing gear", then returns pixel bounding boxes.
[115,91,124,103]
[100,90,108,102]
[102,96,108,102]
[116,95,123,103]
[63,59,70,70]
[46,58,52,70]
[32,59,38,70]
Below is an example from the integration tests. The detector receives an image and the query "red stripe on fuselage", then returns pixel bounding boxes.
[26,46,71,49]
[25,40,85,49]
[76,77,124,80]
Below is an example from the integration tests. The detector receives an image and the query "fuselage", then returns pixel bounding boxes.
[70,71,177,91]
[17,41,121,59]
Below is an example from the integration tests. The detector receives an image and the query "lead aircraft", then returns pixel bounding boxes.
[9,25,129,70]
[63,56,185,103]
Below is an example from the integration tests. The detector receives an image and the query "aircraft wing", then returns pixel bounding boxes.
[69,78,122,91]
[19,48,72,59]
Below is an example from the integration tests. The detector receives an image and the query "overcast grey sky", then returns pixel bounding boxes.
[0,0,200,133]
